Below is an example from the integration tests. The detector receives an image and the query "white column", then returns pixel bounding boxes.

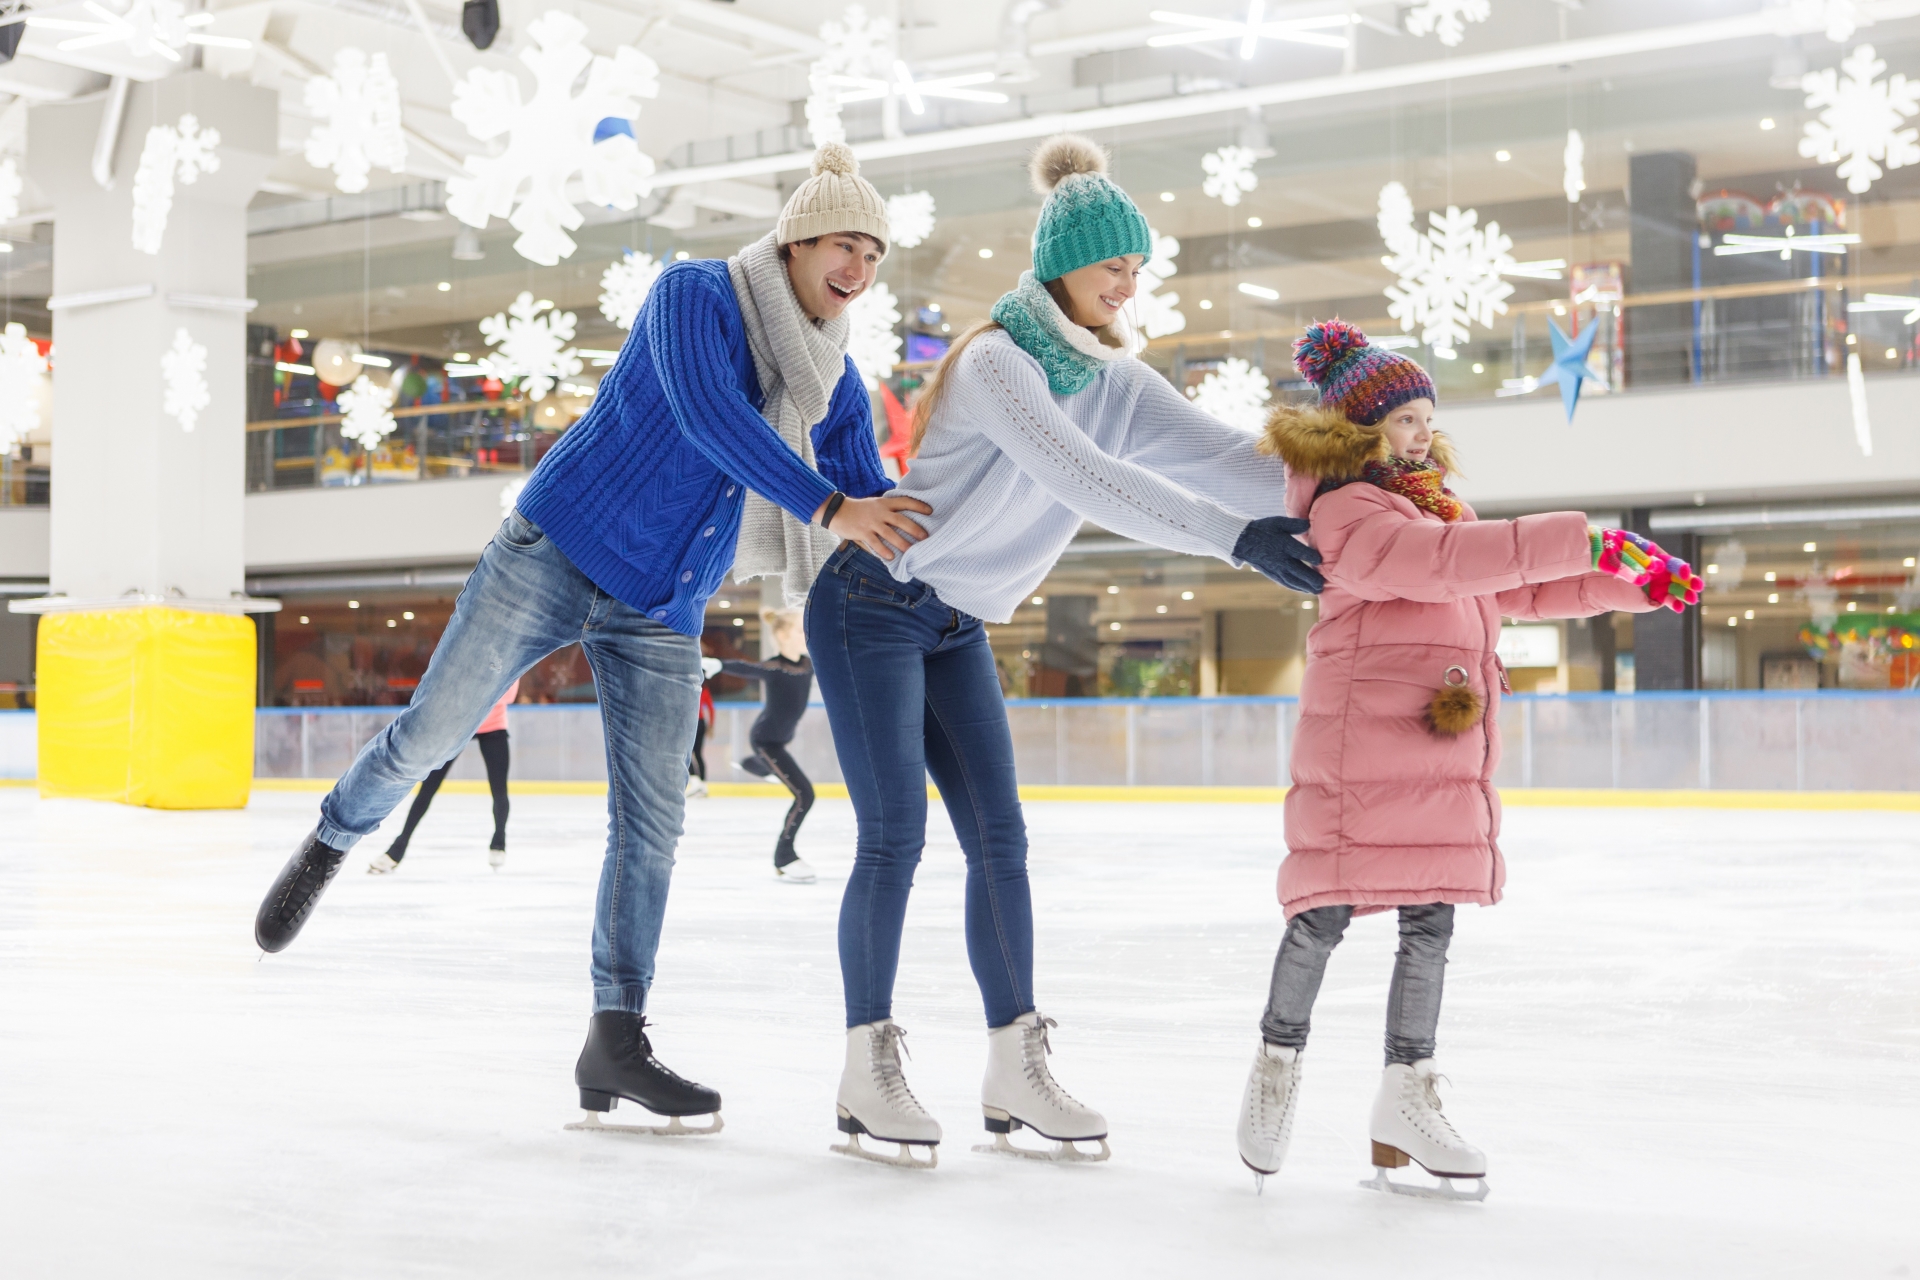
[29,72,277,606]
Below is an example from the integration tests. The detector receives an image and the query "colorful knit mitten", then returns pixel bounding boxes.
[1591,527,1703,612]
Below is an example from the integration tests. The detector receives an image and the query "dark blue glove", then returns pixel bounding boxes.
[1233,516,1324,595]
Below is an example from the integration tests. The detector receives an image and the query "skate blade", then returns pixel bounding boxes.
[830,1132,938,1169]
[971,1131,1111,1163]
[565,1110,724,1137]
[1360,1168,1489,1203]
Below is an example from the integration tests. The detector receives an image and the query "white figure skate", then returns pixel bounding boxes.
[832,1020,940,1169]
[1362,1059,1489,1202]
[776,857,817,883]
[488,842,506,871]
[1236,1042,1302,1193]
[366,852,399,875]
[974,1012,1109,1162]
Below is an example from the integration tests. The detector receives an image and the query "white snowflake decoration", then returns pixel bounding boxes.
[1378,181,1516,357]
[160,328,209,433]
[1186,358,1269,432]
[1404,0,1491,47]
[479,291,582,402]
[446,10,662,267]
[846,280,902,390]
[130,114,220,255]
[1792,0,1862,43]
[1201,145,1259,207]
[1132,229,1186,340]
[1800,45,1920,195]
[0,322,46,454]
[338,374,398,449]
[887,190,936,248]
[304,47,407,195]
[0,156,20,224]
[805,5,894,147]
[598,250,664,330]
[1563,129,1586,204]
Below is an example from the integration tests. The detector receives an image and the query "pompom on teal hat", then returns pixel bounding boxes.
[1026,134,1153,282]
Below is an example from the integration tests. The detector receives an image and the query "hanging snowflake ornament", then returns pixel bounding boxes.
[598,250,664,330]
[1201,145,1259,207]
[304,47,407,195]
[1186,357,1270,432]
[0,156,20,224]
[1132,229,1186,339]
[1378,182,1517,357]
[160,328,209,433]
[1563,129,1586,204]
[478,291,583,401]
[887,190,936,248]
[1404,0,1491,47]
[445,10,662,267]
[846,280,902,390]
[130,114,220,255]
[338,374,398,449]
[805,5,894,146]
[1800,45,1920,195]
[1791,0,1863,43]
[0,321,46,454]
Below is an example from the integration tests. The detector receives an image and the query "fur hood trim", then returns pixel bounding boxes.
[1258,403,1389,481]
[1258,402,1460,481]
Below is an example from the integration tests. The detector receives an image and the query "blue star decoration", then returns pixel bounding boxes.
[1535,319,1602,422]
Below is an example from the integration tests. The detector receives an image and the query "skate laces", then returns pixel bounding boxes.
[1405,1068,1465,1145]
[1019,1015,1086,1113]
[870,1023,929,1117]
[1253,1052,1296,1134]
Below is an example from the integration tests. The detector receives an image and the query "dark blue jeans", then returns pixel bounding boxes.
[806,544,1034,1029]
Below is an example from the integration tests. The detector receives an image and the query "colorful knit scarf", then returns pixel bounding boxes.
[1361,455,1462,522]
[989,270,1133,395]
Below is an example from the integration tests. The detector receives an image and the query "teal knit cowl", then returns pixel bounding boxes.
[989,271,1134,395]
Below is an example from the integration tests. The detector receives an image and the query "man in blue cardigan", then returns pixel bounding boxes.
[253,145,928,1132]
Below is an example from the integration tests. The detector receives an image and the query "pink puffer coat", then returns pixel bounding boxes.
[1267,407,1652,920]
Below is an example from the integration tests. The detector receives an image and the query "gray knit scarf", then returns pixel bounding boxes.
[726,232,848,607]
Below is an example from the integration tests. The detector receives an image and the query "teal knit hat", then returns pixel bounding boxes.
[1027,135,1153,282]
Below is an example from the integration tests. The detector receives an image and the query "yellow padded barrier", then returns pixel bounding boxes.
[37,608,256,809]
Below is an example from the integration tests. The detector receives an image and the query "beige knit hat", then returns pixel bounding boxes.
[776,142,890,252]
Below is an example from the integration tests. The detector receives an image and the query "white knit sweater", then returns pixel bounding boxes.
[889,330,1291,624]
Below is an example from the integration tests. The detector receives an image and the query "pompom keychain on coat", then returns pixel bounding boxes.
[1423,665,1483,737]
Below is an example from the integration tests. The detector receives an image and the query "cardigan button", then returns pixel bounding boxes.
[725,486,736,497]
[703,526,715,537]
[651,609,667,619]
[680,570,692,583]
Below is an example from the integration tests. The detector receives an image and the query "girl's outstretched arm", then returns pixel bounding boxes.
[1318,488,1593,603]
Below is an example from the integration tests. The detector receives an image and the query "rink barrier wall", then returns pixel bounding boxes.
[9,692,1920,803]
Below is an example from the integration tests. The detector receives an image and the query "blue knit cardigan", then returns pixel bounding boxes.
[517,259,892,635]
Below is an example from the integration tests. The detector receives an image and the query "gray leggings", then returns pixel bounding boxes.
[1259,903,1455,1066]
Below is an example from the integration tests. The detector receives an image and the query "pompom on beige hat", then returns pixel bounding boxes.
[776,142,890,252]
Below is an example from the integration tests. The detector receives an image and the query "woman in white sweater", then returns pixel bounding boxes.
[807,135,1322,1168]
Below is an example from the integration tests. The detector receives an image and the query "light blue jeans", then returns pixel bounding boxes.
[315,511,702,1014]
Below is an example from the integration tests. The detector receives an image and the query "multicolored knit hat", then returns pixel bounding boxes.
[1027,134,1153,282]
[1292,319,1436,425]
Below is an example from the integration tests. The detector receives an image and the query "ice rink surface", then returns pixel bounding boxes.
[0,787,1915,1279]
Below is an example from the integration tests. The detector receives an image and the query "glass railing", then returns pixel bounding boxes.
[244,400,570,492]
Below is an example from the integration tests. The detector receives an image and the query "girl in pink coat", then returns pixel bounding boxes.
[1232,321,1701,1199]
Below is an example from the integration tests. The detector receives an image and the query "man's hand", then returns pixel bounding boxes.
[815,494,934,561]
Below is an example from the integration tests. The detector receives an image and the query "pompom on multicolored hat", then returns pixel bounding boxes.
[1292,319,1436,426]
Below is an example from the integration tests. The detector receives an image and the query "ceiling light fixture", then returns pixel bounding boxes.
[828,60,1010,114]
[1715,228,1860,260]
[1147,3,1352,57]
[1237,282,1279,300]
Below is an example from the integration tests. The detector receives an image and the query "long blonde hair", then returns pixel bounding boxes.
[909,278,1127,453]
